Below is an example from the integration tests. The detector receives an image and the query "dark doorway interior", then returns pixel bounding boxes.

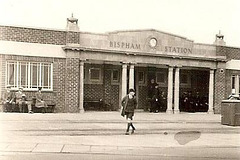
[179,70,209,112]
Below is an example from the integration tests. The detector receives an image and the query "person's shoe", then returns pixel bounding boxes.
[125,132,130,135]
[131,128,135,134]
[28,111,34,114]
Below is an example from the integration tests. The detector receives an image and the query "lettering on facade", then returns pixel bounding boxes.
[110,41,141,50]
[165,46,192,54]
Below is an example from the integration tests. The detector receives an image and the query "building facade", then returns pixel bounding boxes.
[1,16,240,114]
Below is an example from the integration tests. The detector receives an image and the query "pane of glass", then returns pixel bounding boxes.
[138,72,144,82]
[232,76,235,89]
[31,63,38,88]
[43,65,49,88]
[20,62,28,88]
[84,69,86,80]
[8,63,15,86]
[112,70,119,81]
[48,65,51,89]
[90,68,100,80]
[157,73,165,83]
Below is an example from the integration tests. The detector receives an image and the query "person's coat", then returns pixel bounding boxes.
[121,95,137,116]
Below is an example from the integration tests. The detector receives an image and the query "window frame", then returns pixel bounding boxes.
[89,68,101,81]
[6,61,53,91]
[138,71,145,85]
[156,71,167,86]
[111,69,120,85]
[84,64,103,84]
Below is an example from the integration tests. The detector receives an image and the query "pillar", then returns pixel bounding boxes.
[129,64,135,90]
[121,63,128,99]
[79,61,85,113]
[174,67,180,113]
[167,67,174,113]
[208,69,214,114]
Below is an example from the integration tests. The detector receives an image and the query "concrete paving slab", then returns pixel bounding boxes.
[4,143,36,152]
[62,144,90,153]
[90,145,118,153]
[0,143,9,150]
[32,144,63,153]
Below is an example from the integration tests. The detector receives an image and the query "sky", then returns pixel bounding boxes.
[0,0,239,47]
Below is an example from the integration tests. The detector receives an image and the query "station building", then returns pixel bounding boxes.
[1,16,240,114]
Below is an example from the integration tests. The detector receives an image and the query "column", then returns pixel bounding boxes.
[79,61,85,113]
[208,69,214,114]
[167,67,174,113]
[235,75,239,96]
[121,63,128,99]
[174,67,180,113]
[129,64,135,90]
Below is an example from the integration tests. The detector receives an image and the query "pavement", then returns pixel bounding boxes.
[0,111,240,159]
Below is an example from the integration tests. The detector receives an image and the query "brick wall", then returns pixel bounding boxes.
[66,31,80,44]
[84,84,104,100]
[217,46,240,60]
[84,65,120,111]
[0,25,80,45]
[103,68,120,111]
[214,69,226,113]
[138,85,148,110]
[65,58,80,112]
[53,58,66,112]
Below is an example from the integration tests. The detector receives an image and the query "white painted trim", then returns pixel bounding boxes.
[5,61,53,91]
[0,40,66,58]
[226,60,240,70]
[51,63,53,90]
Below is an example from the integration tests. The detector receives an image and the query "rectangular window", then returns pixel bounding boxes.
[7,62,16,87]
[31,63,38,88]
[112,69,119,82]
[19,62,28,88]
[41,63,52,89]
[138,71,145,83]
[156,72,165,83]
[6,61,53,91]
[232,76,235,89]
[90,68,101,81]
[232,75,236,94]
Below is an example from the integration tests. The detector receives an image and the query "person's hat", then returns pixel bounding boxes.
[19,87,23,90]
[129,88,135,93]
[22,94,26,97]
[38,87,42,90]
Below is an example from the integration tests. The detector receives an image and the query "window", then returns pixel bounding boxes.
[156,72,165,83]
[84,64,103,84]
[138,71,145,84]
[90,68,101,81]
[231,75,238,94]
[6,61,53,90]
[112,69,119,83]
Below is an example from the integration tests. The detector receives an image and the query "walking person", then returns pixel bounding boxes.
[121,88,137,135]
